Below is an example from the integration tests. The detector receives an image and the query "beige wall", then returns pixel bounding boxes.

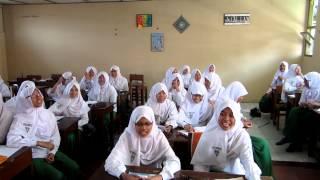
[0,6,8,81]
[3,0,306,101]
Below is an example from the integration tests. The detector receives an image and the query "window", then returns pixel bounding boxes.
[303,0,319,56]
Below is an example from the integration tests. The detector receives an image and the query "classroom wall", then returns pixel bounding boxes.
[0,6,8,80]
[3,0,306,101]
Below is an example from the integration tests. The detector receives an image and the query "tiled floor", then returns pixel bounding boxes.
[242,103,316,163]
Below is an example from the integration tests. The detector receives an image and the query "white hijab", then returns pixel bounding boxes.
[62,71,74,85]
[285,64,300,79]
[204,72,223,96]
[147,82,169,107]
[168,73,186,93]
[125,106,169,165]
[163,67,177,88]
[190,69,204,85]
[220,81,248,102]
[91,71,112,99]
[109,65,128,90]
[181,82,209,125]
[55,81,90,117]
[191,98,243,168]
[301,72,320,102]
[203,64,216,74]
[80,66,97,81]
[180,65,191,88]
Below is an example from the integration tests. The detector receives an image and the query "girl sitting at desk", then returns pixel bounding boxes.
[167,73,187,110]
[281,64,304,102]
[109,65,129,92]
[146,82,178,134]
[105,106,180,180]
[177,82,212,132]
[191,98,261,180]
[79,66,97,92]
[6,84,79,179]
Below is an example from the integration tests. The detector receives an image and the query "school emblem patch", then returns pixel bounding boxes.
[212,146,222,157]
[130,151,136,163]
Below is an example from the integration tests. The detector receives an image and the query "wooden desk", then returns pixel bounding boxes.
[175,170,273,180]
[89,164,161,180]
[167,129,191,170]
[58,117,80,156]
[0,147,32,180]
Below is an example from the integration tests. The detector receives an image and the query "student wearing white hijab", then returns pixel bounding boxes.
[280,64,304,102]
[49,81,90,130]
[6,84,79,179]
[277,72,320,152]
[146,83,178,133]
[47,71,75,101]
[219,81,273,176]
[180,65,191,89]
[88,71,118,112]
[191,98,261,180]
[204,71,224,106]
[189,69,204,87]
[0,75,10,98]
[162,67,178,88]
[109,65,129,92]
[203,64,216,74]
[4,80,35,114]
[167,73,187,109]
[178,82,212,132]
[0,93,14,144]
[104,106,180,180]
[79,66,97,91]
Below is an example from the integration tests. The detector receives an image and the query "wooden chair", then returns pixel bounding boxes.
[51,74,61,82]
[26,75,42,81]
[272,86,286,130]
[129,74,146,107]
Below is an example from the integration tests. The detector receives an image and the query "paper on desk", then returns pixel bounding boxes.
[288,94,295,98]
[0,145,20,157]
[55,116,64,121]
[194,126,206,132]
[128,171,157,178]
[178,130,189,137]
[87,101,97,105]
[215,177,244,180]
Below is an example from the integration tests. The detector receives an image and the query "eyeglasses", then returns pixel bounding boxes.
[135,122,153,127]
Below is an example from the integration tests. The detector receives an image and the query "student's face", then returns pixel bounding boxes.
[156,90,167,103]
[88,69,95,78]
[111,70,117,78]
[98,75,106,86]
[31,89,43,108]
[204,78,211,90]
[295,66,301,75]
[195,72,201,81]
[135,117,153,138]
[209,65,215,72]
[280,63,286,72]
[69,85,79,99]
[172,78,180,89]
[192,94,203,104]
[62,78,67,85]
[218,107,235,131]
[304,78,310,88]
[183,68,188,75]
[172,68,178,74]
[237,96,244,103]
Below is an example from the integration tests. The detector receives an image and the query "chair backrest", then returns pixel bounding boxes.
[129,74,144,85]
[26,75,42,81]
[51,74,62,82]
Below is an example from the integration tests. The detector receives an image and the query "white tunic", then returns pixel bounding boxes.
[79,66,97,91]
[104,106,180,180]
[167,73,187,109]
[47,72,75,101]
[0,95,14,144]
[299,72,320,104]
[0,76,10,97]
[109,65,129,92]
[180,65,191,89]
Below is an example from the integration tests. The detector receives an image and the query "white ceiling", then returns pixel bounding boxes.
[0,0,150,5]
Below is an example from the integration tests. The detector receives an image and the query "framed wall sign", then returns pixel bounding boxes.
[151,33,164,52]
[136,14,152,28]
[224,13,250,25]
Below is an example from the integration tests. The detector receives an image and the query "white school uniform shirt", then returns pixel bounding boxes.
[104,106,180,180]
[0,94,14,144]
[270,61,288,89]
[88,71,118,112]
[49,81,90,130]
[178,82,211,127]
[47,72,74,101]
[109,65,129,92]
[299,72,320,105]
[281,64,305,102]
[167,73,187,109]
[5,80,35,114]
[191,98,261,180]
[204,72,223,102]
[146,82,178,128]
[6,84,60,158]
[180,65,191,89]
[0,76,10,97]
[79,66,97,91]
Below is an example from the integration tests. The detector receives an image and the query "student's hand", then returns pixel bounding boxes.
[46,153,55,163]
[164,125,172,134]
[184,124,194,133]
[37,141,55,151]
[120,173,140,180]
[146,175,163,180]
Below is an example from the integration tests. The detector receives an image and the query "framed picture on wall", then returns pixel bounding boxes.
[136,14,152,28]
[151,33,164,52]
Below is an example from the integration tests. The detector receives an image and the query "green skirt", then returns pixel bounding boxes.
[251,136,273,176]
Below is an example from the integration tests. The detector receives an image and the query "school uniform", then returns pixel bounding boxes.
[189,69,204,87]
[104,106,180,180]
[180,65,191,89]
[47,72,74,101]
[203,72,224,104]
[162,67,177,88]
[0,76,11,98]
[146,82,178,128]
[281,64,304,102]
[79,66,97,91]
[109,65,129,92]
[191,99,261,180]
[167,73,187,109]
[0,94,14,144]
[6,84,79,180]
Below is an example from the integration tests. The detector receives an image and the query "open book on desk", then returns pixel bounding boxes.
[178,126,206,137]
